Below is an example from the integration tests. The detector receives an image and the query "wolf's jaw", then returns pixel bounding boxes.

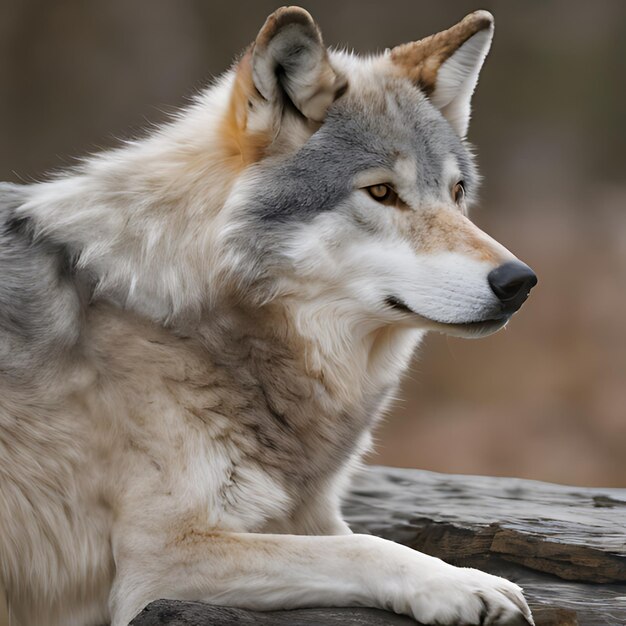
[431,317,509,339]
[385,295,509,338]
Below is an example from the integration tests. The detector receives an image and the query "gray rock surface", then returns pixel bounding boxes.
[132,602,417,625]
[131,466,626,626]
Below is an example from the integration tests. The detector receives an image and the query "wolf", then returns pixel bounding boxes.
[0,7,537,626]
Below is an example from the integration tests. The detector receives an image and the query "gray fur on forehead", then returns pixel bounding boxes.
[253,78,477,223]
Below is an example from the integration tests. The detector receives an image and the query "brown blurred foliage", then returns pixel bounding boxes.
[1,0,625,486]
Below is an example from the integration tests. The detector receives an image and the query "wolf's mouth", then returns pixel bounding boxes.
[385,296,509,338]
[385,296,414,314]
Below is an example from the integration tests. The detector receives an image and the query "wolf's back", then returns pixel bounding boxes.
[0,183,81,379]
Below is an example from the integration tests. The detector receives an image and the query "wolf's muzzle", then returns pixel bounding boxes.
[488,261,538,314]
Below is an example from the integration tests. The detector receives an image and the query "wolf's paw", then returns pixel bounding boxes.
[408,567,534,625]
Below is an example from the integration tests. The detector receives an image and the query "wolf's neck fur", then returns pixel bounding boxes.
[17,70,421,462]
[19,73,242,323]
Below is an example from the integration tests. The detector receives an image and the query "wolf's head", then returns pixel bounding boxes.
[21,8,535,341]
[218,7,536,340]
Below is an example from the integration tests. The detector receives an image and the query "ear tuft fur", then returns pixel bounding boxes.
[390,10,494,137]
[252,6,346,122]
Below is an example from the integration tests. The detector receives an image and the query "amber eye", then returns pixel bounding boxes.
[368,184,391,201]
[453,181,465,205]
[366,184,397,205]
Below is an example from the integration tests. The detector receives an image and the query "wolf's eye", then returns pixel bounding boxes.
[368,184,391,201]
[366,184,397,206]
[453,181,465,205]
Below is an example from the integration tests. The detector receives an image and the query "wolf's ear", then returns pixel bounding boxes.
[390,10,494,138]
[251,6,346,122]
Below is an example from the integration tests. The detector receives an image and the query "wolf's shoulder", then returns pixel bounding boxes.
[0,182,82,378]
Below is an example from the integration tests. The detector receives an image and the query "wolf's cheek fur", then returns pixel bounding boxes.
[282,199,516,331]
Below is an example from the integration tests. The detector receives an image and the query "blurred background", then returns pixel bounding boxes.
[1,0,625,490]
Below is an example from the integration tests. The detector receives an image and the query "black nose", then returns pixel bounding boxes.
[488,261,538,314]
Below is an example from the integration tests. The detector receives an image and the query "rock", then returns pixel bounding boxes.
[131,601,417,625]
[131,466,626,625]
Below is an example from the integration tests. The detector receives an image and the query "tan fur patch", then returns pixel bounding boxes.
[219,51,272,169]
[397,206,504,264]
[389,11,493,95]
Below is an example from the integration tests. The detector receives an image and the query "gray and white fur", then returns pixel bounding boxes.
[0,8,536,626]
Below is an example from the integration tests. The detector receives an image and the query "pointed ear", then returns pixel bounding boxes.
[390,10,494,137]
[251,6,346,122]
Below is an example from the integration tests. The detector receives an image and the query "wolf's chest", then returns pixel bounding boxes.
[97,308,393,529]
[178,378,373,484]
[146,365,382,529]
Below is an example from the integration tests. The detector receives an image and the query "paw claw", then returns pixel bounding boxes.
[407,567,533,626]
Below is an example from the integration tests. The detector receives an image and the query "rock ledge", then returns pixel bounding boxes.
[132,466,626,626]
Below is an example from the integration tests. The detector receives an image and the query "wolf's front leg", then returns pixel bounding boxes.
[110,531,533,626]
